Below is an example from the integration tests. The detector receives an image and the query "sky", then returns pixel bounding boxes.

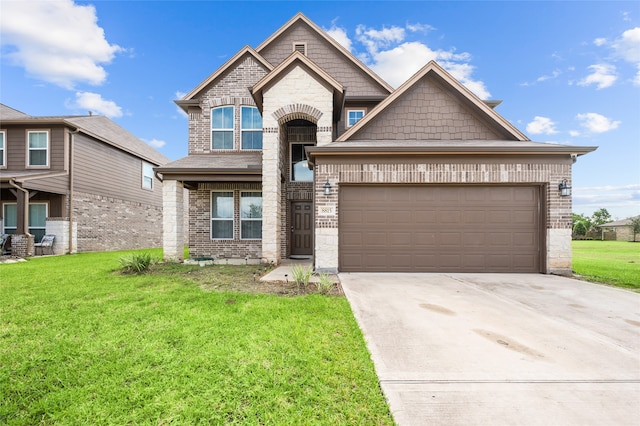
[1,0,639,220]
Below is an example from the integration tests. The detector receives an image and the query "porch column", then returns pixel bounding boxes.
[162,179,184,261]
[14,185,28,235]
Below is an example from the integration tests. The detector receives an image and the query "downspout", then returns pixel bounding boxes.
[8,178,30,245]
[68,128,79,254]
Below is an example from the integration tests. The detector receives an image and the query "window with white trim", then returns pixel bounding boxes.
[211,191,233,239]
[28,130,49,167]
[2,203,47,242]
[240,192,262,240]
[241,107,263,150]
[142,162,154,190]
[291,143,314,182]
[0,130,5,167]
[346,109,365,127]
[211,106,234,149]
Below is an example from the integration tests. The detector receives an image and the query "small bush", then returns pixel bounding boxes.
[291,264,313,288]
[119,252,156,274]
[316,273,334,295]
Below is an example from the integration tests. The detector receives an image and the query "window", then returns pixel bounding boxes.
[211,106,234,149]
[2,203,47,242]
[3,204,16,235]
[291,143,314,182]
[241,107,263,149]
[347,109,365,127]
[211,192,233,239]
[142,162,154,190]
[28,203,47,243]
[28,131,49,166]
[0,131,5,167]
[240,192,262,239]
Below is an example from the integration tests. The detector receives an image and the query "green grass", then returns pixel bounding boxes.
[572,240,640,290]
[0,250,393,425]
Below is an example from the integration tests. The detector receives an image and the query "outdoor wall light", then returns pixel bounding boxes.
[559,179,572,197]
[323,179,331,196]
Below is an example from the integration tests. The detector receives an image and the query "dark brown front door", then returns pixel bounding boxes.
[291,201,313,256]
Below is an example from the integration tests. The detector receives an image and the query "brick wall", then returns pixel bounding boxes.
[189,55,268,154]
[74,191,163,252]
[188,183,262,260]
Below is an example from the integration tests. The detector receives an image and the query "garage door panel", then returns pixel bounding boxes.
[340,185,541,273]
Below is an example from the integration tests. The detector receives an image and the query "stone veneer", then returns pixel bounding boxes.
[163,180,184,261]
[313,158,574,275]
[261,65,334,264]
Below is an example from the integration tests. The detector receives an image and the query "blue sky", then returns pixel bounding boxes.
[1,0,639,219]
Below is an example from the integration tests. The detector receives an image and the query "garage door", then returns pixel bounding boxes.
[339,185,541,273]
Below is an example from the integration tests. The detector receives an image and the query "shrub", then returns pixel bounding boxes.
[119,252,156,274]
[316,273,335,295]
[291,264,313,288]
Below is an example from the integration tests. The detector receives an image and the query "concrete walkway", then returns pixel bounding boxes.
[340,273,640,426]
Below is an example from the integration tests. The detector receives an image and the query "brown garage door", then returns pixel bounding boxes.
[339,185,541,273]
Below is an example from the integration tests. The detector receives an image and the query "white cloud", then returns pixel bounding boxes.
[521,69,562,86]
[345,23,489,98]
[526,116,559,135]
[144,138,166,148]
[578,64,617,89]
[0,0,123,89]
[569,130,581,137]
[612,27,640,63]
[575,112,620,133]
[593,38,607,47]
[68,92,123,118]
[572,184,640,219]
[324,25,352,52]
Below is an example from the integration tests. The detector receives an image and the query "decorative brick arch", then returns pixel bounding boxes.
[272,104,323,125]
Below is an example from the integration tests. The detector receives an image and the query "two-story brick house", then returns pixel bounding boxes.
[0,104,169,256]
[157,13,596,275]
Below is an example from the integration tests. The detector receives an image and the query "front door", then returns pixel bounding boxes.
[291,201,313,256]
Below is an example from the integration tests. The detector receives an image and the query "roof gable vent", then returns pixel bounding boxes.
[293,42,306,55]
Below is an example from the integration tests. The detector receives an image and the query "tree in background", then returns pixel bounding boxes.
[572,213,593,237]
[630,216,640,242]
[591,208,612,227]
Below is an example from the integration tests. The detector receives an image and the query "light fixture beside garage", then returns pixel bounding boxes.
[559,179,572,197]
[323,179,331,196]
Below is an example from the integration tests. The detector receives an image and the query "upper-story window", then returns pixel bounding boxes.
[0,130,5,167]
[142,162,154,190]
[27,130,49,167]
[211,106,234,149]
[241,107,263,150]
[347,109,365,127]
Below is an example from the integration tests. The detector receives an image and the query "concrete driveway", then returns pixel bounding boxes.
[339,273,640,426]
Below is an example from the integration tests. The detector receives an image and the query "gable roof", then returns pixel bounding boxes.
[178,46,273,107]
[601,216,639,227]
[250,51,344,116]
[1,107,168,166]
[65,116,169,165]
[0,103,29,119]
[336,60,529,142]
[256,12,393,95]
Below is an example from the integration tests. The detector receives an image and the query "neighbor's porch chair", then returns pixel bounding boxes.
[34,234,55,256]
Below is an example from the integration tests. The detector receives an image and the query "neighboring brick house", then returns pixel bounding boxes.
[601,217,640,242]
[0,104,169,256]
[157,13,597,275]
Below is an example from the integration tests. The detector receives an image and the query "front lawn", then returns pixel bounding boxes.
[572,240,640,290]
[0,251,393,425]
